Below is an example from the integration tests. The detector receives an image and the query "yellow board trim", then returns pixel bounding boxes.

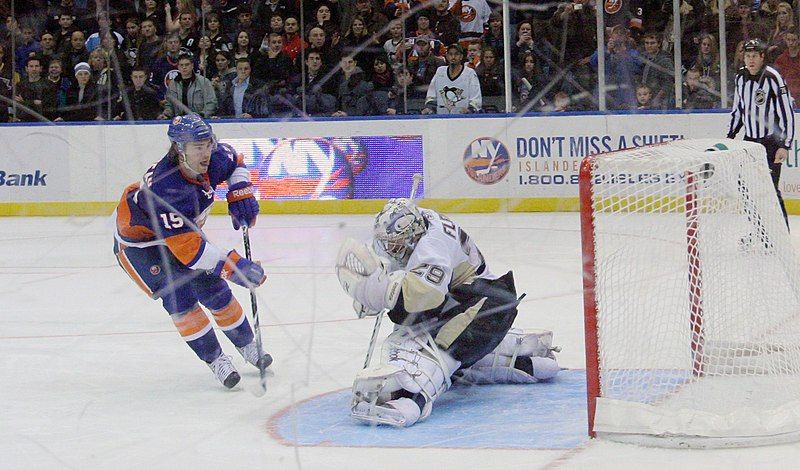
[2,197,798,216]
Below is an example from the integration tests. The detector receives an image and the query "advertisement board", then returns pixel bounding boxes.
[5,111,800,215]
[220,135,424,200]
[507,113,690,198]
[0,129,70,202]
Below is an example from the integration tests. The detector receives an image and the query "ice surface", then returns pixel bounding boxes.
[2,213,800,469]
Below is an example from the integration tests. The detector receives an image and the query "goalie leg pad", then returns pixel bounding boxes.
[495,328,554,359]
[456,363,539,384]
[456,329,561,385]
[479,328,558,366]
[384,331,461,421]
[531,356,560,381]
[351,329,461,425]
[352,364,406,406]
[350,364,425,427]
[457,356,560,384]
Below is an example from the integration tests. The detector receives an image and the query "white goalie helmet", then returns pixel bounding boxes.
[373,198,427,264]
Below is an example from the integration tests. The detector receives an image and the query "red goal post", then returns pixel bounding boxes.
[579,139,800,448]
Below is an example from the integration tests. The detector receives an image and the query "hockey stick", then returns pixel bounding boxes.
[362,173,423,369]
[363,306,384,368]
[243,225,269,395]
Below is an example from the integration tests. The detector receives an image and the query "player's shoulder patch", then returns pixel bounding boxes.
[215,142,238,162]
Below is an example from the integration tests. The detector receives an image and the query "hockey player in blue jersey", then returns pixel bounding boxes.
[113,113,272,388]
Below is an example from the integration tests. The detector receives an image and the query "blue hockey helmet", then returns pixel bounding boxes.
[167,113,217,151]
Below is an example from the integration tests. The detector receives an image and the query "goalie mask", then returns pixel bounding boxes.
[374,199,427,264]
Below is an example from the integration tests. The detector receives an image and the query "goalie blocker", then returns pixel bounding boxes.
[336,199,560,427]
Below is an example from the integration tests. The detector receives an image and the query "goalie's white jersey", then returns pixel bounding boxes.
[396,209,498,313]
[425,65,482,114]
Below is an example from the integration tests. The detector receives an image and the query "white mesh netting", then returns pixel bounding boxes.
[583,139,800,448]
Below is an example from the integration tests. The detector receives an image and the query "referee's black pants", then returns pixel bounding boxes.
[744,136,789,230]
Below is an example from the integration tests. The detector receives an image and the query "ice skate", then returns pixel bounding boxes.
[236,341,273,370]
[208,354,241,389]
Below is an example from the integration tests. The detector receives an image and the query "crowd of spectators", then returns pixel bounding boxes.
[0,0,799,122]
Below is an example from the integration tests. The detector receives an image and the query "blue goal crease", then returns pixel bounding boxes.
[270,369,589,449]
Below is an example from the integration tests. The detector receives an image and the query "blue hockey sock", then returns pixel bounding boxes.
[171,306,222,363]
[186,329,223,363]
[211,299,254,348]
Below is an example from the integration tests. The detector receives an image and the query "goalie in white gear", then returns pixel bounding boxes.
[336,198,560,427]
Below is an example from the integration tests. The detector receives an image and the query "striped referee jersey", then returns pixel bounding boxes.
[727,65,795,148]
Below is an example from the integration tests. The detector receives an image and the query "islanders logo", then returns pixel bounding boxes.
[463,137,510,185]
[164,69,180,89]
[604,0,622,14]
[460,5,477,23]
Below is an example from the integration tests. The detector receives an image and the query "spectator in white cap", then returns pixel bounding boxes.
[60,61,104,121]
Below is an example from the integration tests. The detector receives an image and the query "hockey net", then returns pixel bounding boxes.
[580,139,800,448]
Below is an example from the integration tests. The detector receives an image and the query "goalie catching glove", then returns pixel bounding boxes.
[336,238,404,314]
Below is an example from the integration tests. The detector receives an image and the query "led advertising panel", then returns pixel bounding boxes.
[218,136,424,200]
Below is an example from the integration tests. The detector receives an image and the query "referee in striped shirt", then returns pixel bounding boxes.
[728,39,795,227]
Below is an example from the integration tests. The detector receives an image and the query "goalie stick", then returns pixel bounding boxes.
[362,173,423,369]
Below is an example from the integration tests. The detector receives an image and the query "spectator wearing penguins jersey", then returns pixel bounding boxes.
[422,43,481,114]
[728,39,795,228]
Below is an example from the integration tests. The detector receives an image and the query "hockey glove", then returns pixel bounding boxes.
[214,250,266,288]
[353,300,382,319]
[227,182,259,230]
[336,238,403,313]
